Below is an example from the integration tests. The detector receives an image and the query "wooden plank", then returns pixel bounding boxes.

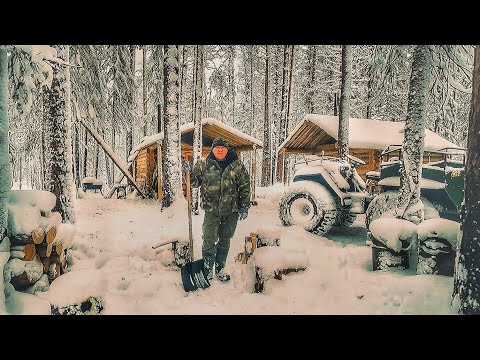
[76,116,146,198]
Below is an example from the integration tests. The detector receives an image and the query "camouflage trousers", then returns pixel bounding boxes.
[202,210,239,274]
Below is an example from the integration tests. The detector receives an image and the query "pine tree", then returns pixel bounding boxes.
[452,45,480,315]
[43,45,76,223]
[161,45,182,208]
[338,45,352,159]
[0,47,10,237]
[394,45,432,223]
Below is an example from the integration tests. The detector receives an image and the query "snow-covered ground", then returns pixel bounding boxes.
[4,184,458,315]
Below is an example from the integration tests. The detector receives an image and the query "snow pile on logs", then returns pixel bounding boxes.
[2,190,76,294]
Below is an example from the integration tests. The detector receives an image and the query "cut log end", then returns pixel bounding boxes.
[31,227,45,245]
[48,262,61,282]
[46,225,57,244]
[23,244,36,261]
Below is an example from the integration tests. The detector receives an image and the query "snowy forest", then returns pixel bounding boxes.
[0,44,479,315]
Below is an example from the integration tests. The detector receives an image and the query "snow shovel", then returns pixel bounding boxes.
[180,165,211,292]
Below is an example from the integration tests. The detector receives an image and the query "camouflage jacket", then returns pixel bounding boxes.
[191,150,251,214]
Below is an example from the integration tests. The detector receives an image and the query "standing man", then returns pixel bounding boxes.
[190,137,250,282]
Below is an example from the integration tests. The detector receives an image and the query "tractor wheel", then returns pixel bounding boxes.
[279,181,337,235]
[334,209,357,227]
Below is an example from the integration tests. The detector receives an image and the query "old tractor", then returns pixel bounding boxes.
[364,145,465,228]
[278,153,372,235]
[278,145,466,236]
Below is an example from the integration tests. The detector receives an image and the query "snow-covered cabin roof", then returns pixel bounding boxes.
[131,118,263,158]
[278,114,462,154]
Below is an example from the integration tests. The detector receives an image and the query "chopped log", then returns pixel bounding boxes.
[254,266,283,293]
[51,296,104,315]
[32,228,45,244]
[36,243,53,258]
[172,241,190,268]
[7,256,44,291]
[9,227,46,246]
[55,244,63,256]
[45,225,57,244]
[48,262,61,282]
[245,234,258,255]
[10,244,36,261]
[41,256,51,274]
[50,252,67,271]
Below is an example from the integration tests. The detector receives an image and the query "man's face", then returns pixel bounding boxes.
[212,146,228,160]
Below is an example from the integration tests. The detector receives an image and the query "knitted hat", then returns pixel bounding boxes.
[212,137,229,149]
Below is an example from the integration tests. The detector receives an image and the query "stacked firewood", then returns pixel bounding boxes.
[2,190,74,294]
[235,229,308,294]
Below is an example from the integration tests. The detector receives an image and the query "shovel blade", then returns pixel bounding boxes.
[180,258,211,292]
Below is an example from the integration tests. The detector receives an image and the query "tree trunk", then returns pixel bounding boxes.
[142,45,148,137]
[228,45,236,126]
[452,45,480,315]
[126,45,135,162]
[280,45,295,183]
[191,46,198,124]
[192,45,204,212]
[0,47,10,238]
[74,122,81,189]
[155,46,164,134]
[394,45,432,223]
[93,121,99,179]
[277,45,292,182]
[83,127,88,179]
[162,45,182,208]
[178,45,188,124]
[306,45,317,114]
[43,45,76,223]
[250,46,255,130]
[261,45,272,187]
[338,45,352,160]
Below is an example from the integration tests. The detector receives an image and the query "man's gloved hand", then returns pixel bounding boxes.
[238,208,248,221]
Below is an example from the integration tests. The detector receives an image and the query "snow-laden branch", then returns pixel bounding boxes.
[13,45,82,89]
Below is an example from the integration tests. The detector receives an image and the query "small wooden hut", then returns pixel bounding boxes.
[130,118,263,202]
[277,114,462,181]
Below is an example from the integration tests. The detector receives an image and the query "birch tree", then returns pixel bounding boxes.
[43,45,76,223]
[161,45,182,208]
[452,45,480,315]
[0,47,10,238]
[394,45,432,223]
[338,45,352,159]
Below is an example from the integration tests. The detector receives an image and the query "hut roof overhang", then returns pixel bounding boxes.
[278,114,462,155]
[129,118,263,161]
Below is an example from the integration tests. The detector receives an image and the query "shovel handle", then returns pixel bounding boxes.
[186,167,194,262]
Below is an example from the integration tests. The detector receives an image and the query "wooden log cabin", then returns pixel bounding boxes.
[130,118,263,202]
[277,114,462,182]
